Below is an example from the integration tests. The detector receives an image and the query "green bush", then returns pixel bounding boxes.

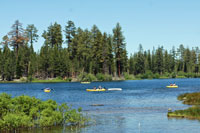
[96,73,112,81]
[56,76,63,80]
[0,93,89,131]
[78,72,96,82]
[135,74,142,79]
[163,72,170,78]
[85,73,97,81]
[104,74,112,81]
[171,72,176,78]
[141,71,154,79]
[141,73,148,79]
[153,73,160,79]
[177,71,185,77]
[124,73,135,80]
[20,77,27,82]
[27,75,33,82]
[65,78,72,82]
[185,73,195,78]
[96,73,105,81]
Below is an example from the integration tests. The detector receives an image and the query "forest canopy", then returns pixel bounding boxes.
[0,20,200,81]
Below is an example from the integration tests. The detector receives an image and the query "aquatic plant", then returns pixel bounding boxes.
[168,92,200,119]
[178,92,200,105]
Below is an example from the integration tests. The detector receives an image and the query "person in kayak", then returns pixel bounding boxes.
[93,86,96,90]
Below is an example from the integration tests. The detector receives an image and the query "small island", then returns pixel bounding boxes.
[167,92,200,119]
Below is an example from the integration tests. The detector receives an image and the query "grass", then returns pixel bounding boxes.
[159,76,170,79]
[31,79,68,83]
[167,106,200,120]
[167,92,200,120]
[176,76,186,78]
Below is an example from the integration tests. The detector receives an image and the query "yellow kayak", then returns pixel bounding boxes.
[166,86,178,88]
[86,88,106,92]
[44,88,51,92]
[81,82,91,84]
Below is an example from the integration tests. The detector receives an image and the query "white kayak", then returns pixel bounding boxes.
[108,88,122,91]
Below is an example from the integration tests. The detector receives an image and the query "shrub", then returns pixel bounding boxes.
[171,72,176,78]
[56,76,63,80]
[104,74,112,81]
[27,75,33,82]
[78,73,96,82]
[153,73,160,79]
[85,73,97,81]
[0,93,89,131]
[177,71,185,77]
[65,78,72,82]
[20,77,27,82]
[124,73,135,80]
[185,73,195,78]
[141,71,153,79]
[163,72,170,78]
[135,74,142,79]
[96,73,112,81]
[96,73,105,81]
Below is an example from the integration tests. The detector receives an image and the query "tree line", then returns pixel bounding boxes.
[129,44,200,79]
[0,20,200,81]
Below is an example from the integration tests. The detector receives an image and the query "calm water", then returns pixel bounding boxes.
[1,78,200,133]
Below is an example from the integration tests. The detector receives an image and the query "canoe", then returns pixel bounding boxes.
[81,82,91,84]
[166,86,178,88]
[44,88,51,92]
[86,88,106,92]
[108,88,122,91]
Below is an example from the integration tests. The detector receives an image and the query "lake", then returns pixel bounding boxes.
[1,78,200,133]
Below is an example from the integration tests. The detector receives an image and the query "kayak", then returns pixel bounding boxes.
[108,88,122,91]
[86,88,106,92]
[44,88,51,92]
[166,86,178,88]
[81,82,91,84]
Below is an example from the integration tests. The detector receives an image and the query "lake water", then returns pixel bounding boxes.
[1,78,200,133]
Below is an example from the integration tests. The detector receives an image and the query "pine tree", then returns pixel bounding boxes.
[42,22,63,48]
[8,20,27,56]
[64,20,76,59]
[183,48,191,73]
[39,44,50,78]
[2,45,15,80]
[16,44,31,78]
[129,54,135,74]
[134,44,145,74]
[26,24,39,47]
[170,46,176,73]
[155,46,164,74]
[112,23,127,77]
[91,25,102,74]
[147,50,152,71]
[164,50,170,73]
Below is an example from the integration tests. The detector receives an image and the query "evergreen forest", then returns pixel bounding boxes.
[1,20,200,82]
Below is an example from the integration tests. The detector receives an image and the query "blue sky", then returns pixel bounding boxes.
[0,0,200,54]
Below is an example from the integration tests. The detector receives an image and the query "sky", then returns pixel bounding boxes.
[0,0,200,55]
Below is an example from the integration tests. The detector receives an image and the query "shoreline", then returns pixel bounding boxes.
[0,76,193,83]
[167,92,200,120]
